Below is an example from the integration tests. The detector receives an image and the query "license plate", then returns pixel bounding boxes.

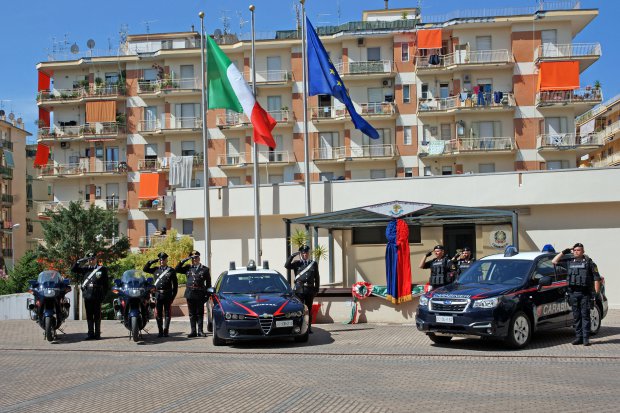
[436,315,454,324]
[276,320,294,328]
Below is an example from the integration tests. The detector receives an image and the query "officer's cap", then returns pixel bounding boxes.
[299,245,310,253]
[462,247,471,252]
[85,252,96,259]
[433,245,445,251]
[157,252,169,260]
[573,242,584,249]
[190,250,201,257]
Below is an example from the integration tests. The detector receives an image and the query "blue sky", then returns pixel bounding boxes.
[0,0,615,138]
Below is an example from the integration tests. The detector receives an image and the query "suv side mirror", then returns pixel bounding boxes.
[207,287,215,295]
[113,279,122,287]
[537,275,553,291]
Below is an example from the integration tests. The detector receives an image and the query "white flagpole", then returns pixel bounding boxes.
[199,12,212,269]
[250,4,262,265]
[301,0,311,217]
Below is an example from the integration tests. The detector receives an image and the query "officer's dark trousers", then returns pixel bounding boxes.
[84,299,102,336]
[187,298,206,333]
[155,295,173,333]
[297,291,315,331]
[570,290,592,340]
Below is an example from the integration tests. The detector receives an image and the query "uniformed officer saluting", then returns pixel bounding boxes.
[71,252,109,340]
[419,244,457,290]
[176,250,211,337]
[143,252,178,337]
[453,246,476,276]
[552,243,601,346]
[285,245,320,334]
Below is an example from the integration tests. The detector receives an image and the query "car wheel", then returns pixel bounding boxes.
[427,333,452,344]
[590,304,602,336]
[505,311,531,349]
[294,331,309,343]
[212,328,225,346]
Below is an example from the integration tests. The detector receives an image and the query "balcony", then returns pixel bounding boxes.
[594,119,620,143]
[216,110,292,128]
[217,150,294,168]
[137,78,201,95]
[246,70,294,85]
[137,158,170,172]
[313,144,399,162]
[38,161,128,178]
[0,166,13,179]
[310,103,395,123]
[38,122,123,141]
[537,133,602,153]
[535,43,601,71]
[0,140,13,150]
[536,88,602,110]
[137,119,162,134]
[310,106,347,122]
[37,85,125,105]
[166,117,202,131]
[1,194,14,204]
[420,137,516,157]
[417,49,513,72]
[334,60,394,78]
[418,92,515,115]
[138,197,165,211]
[83,84,126,99]
[2,249,12,257]
[94,198,128,212]
[138,235,167,249]
[35,201,72,217]
[591,152,620,168]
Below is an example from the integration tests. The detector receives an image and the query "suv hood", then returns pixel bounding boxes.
[431,282,519,299]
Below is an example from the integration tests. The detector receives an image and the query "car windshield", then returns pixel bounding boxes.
[37,271,63,284]
[457,259,533,285]
[121,270,147,285]
[219,273,290,294]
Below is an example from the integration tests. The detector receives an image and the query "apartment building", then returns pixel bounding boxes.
[0,113,28,269]
[577,93,620,168]
[34,2,620,312]
[26,144,52,251]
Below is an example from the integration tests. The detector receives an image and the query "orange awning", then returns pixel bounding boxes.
[538,61,580,91]
[86,101,116,123]
[138,173,161,199]
[416,29,442,49]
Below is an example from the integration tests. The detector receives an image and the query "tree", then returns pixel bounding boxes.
[38,201,130,278]
[0,250,43,294]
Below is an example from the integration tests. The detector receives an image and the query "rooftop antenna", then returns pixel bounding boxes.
[119,24,129,53]
[293,2,301,32]
[336,0,341,25]
[220,10,231,35]
[317,13,331,26]
[86,39,96,57]
[237,11,247,32]
[142,20,158,34]
[70,42,79,55]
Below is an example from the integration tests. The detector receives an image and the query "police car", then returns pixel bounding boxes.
[416,248,608,349]
[207,260,310,346]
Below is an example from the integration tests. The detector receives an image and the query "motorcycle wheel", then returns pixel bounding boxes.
[131,316,140,342]
[45,316,54,342]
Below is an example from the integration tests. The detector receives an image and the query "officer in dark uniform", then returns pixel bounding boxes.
[71,252,109,340]
[285,245,320,334]
[553,243,601,346]
[176,250,211,337]
[453,247,476,277]
[143,252,178,337]
[419,244,457,290]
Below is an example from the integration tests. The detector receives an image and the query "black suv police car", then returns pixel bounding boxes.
[416,249,608,349]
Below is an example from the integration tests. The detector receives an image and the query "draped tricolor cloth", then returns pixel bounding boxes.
[385,219,412,304]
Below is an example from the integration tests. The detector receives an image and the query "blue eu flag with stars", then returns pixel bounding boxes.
[306,17,379,140]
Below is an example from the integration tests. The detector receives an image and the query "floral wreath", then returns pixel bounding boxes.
[352,281,373,300]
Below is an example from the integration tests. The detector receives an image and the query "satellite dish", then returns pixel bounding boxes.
[8,113,15,120]
[214,29,222,38]
[71,43,79,54]
[87,39,96,49]
[17,117,22,123]
[0,110,4,116]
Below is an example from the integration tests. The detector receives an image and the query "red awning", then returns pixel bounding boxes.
[417,29,442,49]
[38,71,51,92]
[138,173,161,199]
[34,143,50,167]
[538,61,580,91]
[38,108,50,128]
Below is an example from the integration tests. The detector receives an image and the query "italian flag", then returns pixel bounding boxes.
[207,36,277,148]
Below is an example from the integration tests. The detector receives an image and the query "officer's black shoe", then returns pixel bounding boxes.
[94,333,101,340]
[572,338,583,345]
[583,338,591,346]
[187,332,198,338]
[308,328,313,334]
[85,334,95,340]
[157,331,164,338]
[163,330,169,337]
[198,332,205,337]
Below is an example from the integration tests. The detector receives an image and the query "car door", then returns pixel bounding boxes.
[530,257,568,330]
[554,258,573,326]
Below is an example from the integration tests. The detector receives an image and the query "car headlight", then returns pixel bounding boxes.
[473,297,500,309]
[285,311,303,318]
[128,288,144,298]
[419,295,429,306]
[225,313,246,320]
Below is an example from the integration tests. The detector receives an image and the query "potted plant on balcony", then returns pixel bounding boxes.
[281,106,289,121]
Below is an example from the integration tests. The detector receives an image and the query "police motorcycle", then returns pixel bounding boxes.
[112,270,156,342]
[27,271,72,342]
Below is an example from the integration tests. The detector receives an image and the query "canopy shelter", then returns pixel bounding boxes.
[283,201,518,284]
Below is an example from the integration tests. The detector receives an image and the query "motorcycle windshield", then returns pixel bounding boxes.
[121,270,147,288]
[37,271,63,287]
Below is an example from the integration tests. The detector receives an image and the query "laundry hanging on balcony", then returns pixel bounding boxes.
[537,61,580,91]
[169,156,193,188]
[416,29,442,49]
[86,101,116,122]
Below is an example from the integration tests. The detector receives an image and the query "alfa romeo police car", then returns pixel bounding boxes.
[416,248,608,349]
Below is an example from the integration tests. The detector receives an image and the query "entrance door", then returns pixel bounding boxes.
[443,224,476,258]
[180,65,195,89]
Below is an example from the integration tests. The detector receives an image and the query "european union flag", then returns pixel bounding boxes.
[306,18,379,140]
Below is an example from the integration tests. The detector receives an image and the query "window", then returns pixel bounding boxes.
[404,168,413,177]
[175,103,199,128]
[266,56,282,81]
[533,258,556,281]
[421,84,430,100]
[370,169,386,179]
[84,185,90,201]
[367,47,381,61]
[144,106,158,130]
[181,141,195,156]
[269,175,284,184]
[403,85,410,103]
[228,177,242,186]
[179,65,195,89]
[547,160,569,170]
[442,166,453,175]
[161,40,173,50]
[143,68,158,81]
[182,220,193,235]
[353,225,421,244]
[476,36,492,51]
[145,144,158,161]
[367,88,383,104]
[423,125,437,143]
[269,135,284,161]
[318,132,339,159]
[545,117,569,134]
[440,123,452,140]
[319,172,334,181]
[479,163,495,173]
[267,96,282,120]
[424,166,432,176]
[404,126,412,145]
[439,83,450,99]
[226,138,241,165]
[401,43,409,61]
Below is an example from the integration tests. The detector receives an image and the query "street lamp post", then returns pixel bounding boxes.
[11,223,20,270]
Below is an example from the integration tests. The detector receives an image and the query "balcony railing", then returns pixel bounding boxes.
[1,194,14,203]
[138,119,162,133]
[592,152,620,168]
[313,144,398,160]
[216,110,290,127]
[0,166,13,179]
[246,70,293,84]
[137,78,201,93]
[310,103,394,120]
[334,60,393,75]
[38,122,122,139]
[594,119,620,142]
[535,43,602,60]
[456,137,516,152]
[137,80,160,94]
[138,235,167,248]
[37,88,84,102]
[537,88,602,105]
[2,249,12,257]
[417,49,513,70]
[536,133,602,149]
[310,106,347,120]
[39,161,128,177]
[94,198,128,211]
[84,84,125,98]
[419,92,514,112]
[167,117,202,130]
[35,201,71,216]
[138,197,165,211]
[0,140,14,150]
[360,102,396,116]
[217,151,292,166]
[137,158,169,171]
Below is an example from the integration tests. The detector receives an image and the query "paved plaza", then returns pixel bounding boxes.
[1,311,620,412]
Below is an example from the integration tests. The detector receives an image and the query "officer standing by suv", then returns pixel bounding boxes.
[285,245,320,334]
[71,252,109,340]
[419,245,457,290]
[176,251,211,337]
[453,247,476,276]
[143,252,178,337]
[552,243,601,346]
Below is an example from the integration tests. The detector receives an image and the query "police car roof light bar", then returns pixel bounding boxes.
[263,260,269,270]
[504,245,519,257]
[229,261,236,270]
